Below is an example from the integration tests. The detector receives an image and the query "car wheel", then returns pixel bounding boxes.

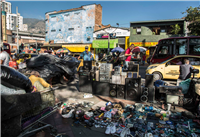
[153,72,163,80]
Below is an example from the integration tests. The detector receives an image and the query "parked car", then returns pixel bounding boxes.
[146,55,200,80]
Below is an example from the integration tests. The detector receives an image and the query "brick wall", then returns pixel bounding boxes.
[94,4,102,31]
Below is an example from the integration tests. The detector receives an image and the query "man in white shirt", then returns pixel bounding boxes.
[0,47,10,66]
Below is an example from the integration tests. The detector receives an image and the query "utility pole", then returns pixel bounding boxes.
[107,33,110,55]
[16,6,19,53]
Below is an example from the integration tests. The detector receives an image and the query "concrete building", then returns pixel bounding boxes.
[129,19,187,47]
[1,1,11,14]
[23,24,28,32]
[10,31,45,52]
[45,4,104,52]
[6,13,23,31]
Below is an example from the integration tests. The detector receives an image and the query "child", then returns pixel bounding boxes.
[9,56,18,69]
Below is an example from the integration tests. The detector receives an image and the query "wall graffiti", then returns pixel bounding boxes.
[45,5,95,44]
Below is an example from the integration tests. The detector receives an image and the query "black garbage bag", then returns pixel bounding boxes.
[26,54,80,75]
[1,65,32,93]
[26,54,62,68]
[27,64,64,81]
[63,55,81,68]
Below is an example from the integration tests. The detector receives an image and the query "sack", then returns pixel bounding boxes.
[179,79,191,94]
[119,50,126,61]
[1,65,33,93]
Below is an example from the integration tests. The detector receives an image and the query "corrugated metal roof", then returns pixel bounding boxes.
[94,26,130,32]
[130,19,185,24]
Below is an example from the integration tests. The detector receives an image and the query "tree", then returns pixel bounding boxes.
[182,6,200,36]
[170,24,181,35]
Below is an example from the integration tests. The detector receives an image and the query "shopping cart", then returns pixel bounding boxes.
[16,87,62,137]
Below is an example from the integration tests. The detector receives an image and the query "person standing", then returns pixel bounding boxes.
[177,59,194,85]
[78,46,93,61]
[142,53,146,65]
[9,56,18,69]
[124,44,135,69]
[0,47,10,66]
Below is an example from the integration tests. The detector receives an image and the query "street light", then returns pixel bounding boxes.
[97,23,119,55]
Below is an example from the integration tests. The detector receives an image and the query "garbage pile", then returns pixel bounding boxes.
[24,54,80,82]
[60,101,200,137]
[1,65,33,95]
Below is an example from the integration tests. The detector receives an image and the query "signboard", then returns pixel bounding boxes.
[92,39,118,48]
[129,42,158,47]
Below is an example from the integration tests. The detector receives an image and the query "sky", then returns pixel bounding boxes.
[9,1,200,28]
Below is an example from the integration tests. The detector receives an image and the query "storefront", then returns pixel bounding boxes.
[92,39,118,60]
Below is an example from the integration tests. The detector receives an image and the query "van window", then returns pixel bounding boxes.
[176,39,187,55]
[189,38,200,55]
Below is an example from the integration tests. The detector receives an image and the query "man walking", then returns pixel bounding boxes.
[177,59,193,85]
[0,47,10,66]
[78,46,93,61]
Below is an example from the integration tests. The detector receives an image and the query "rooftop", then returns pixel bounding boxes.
[94,26,130,32]
[46,3,97,15]
[130,19,185,24]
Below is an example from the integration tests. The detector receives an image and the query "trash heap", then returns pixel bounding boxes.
[61,101,200,137]
[24,54,80,82]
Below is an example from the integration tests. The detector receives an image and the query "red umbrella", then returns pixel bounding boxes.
[132,46,147,53]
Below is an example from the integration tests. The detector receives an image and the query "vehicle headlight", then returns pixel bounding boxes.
[147,66,157,70]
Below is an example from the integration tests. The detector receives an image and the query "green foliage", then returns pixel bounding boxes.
[170,24,181,35]
[182,6,200,36]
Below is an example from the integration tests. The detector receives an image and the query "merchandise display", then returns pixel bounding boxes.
[61,101,200,137]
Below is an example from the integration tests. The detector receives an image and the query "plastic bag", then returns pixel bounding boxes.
[1,65,33,93]
[179,79,191,94]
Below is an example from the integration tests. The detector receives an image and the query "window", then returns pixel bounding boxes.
[45,31,48,33]
[45,19,48,21]
[75,12,80,15]
[51,30,56,32]
[158,45,169,55]
[59,29,61,31]
[189,38,200,55]
[188,57,200,65]
[160,39,174,45]
[169,57,183,65]
[156,44,172,59]
[64,14,70,16]
[51,16,56,18]
[176,39,187,55]
[68,28,74,31]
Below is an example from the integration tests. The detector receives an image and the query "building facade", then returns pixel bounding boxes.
[23,24,28,31]
[45,4,103,52]
[129,19,187,47]
[1,1,11,14]
[6,13,23,31]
